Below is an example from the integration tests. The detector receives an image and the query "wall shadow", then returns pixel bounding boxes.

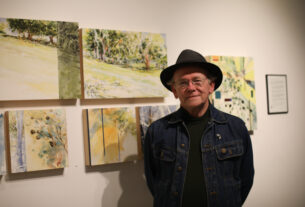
[86,159,153,207]
[116,159,153,207]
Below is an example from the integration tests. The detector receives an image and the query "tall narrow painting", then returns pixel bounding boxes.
[82,28,168,98]
[0,112,6,175]
[206,56,257,131]
[84,107,138,166]
[0,18,81,100]
[138,104,179,145]
[8,109,68,173]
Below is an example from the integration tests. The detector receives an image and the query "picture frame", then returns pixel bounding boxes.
[266,74,288,114]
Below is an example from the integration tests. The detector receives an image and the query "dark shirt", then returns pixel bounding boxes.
[181,107,210,207]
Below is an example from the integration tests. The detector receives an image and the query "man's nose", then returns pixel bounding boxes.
[186,81,196,90]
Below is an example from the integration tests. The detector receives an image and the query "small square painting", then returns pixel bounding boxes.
[85,107,138,166]
[8,109,68,173]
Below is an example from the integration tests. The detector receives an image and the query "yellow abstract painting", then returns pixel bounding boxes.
[85,107,138,166]
[206,56,257,131]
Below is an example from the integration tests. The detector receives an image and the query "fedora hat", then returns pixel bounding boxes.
[160,49,223,91]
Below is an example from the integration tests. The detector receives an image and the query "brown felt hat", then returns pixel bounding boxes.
[160,49,223,91]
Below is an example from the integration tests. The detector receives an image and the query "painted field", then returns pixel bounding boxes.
[0,35,59,100]
[83,58,167,98]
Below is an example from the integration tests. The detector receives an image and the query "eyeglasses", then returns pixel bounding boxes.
[174,77,208,89]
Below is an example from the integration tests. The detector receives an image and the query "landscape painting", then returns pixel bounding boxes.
[206,56,257,131]
[85,107,138,166]
[82,28,168,98]
[8,109,68,173]
[0,112,6,175]
[138,104,179,144]
[0,18,81,100]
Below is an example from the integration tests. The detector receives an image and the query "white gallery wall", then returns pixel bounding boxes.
[0,0,305,206]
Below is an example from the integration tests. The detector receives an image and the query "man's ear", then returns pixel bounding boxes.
[208,81,215,94]
[171,85,179,98]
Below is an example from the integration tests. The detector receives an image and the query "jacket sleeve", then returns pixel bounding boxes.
[240,123,255,205]
[143,126,156,196]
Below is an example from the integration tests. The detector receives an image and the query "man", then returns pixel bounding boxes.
[143,49,254,207]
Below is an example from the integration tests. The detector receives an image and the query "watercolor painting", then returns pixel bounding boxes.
[8,109,68,173]
[0,18,81,100]
[0,112,6,175]
[85,107,138,166]
[138,104,179,144]
[206,56,257,131]
[82,28,168,98]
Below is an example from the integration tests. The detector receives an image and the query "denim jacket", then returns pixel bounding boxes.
[144,104,254,207]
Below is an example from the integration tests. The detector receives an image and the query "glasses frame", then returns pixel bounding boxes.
[173,77,209,90]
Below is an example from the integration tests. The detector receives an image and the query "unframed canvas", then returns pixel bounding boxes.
[206,56,257,131]
[85,107,138,166]
[0,17,81,100]
[82,28,168,99]
[8,109,68,173]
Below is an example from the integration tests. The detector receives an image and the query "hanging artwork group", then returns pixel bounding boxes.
[0,17,258,172]
[0,17,168,101]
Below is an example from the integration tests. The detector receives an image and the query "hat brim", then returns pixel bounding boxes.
[160,61,223,91]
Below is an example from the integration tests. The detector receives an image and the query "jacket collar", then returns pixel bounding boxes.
[168,102,227,124]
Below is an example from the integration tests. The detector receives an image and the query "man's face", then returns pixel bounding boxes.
[171,66,215,110]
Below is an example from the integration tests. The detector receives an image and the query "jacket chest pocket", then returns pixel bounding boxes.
[215,140,244,178]
[152,145,176,182]
[153,145,176,162]
[215,140,244,160]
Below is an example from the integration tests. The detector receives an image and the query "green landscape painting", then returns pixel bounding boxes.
[82,28,168,98]
[0,18,81,100]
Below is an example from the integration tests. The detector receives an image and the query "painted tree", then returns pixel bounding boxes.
[84,29,167,70]
[44,21,57,45]
[7,19,27,38]
[138,34,167,70]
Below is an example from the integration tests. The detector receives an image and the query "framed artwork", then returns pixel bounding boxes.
[0,112,6,175]
[266,74,288,114]
[84,107,139,166]
[8,109,68,173]
[138,104,179,144]
[206,56,257,132]
[81,28,168,99]
[0,18,81,100]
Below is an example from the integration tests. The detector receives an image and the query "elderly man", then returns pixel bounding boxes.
[143,49,254,207]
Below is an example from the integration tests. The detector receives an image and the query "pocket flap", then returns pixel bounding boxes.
[153,145,176,162]
[215,140,244,160]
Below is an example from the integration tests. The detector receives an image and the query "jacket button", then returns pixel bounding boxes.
[181,143,185,148]
[177,166,183,171]
[210,191,217,196]
[160,151,164,158]
[172,191,178,196]
[221,148,227,154]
